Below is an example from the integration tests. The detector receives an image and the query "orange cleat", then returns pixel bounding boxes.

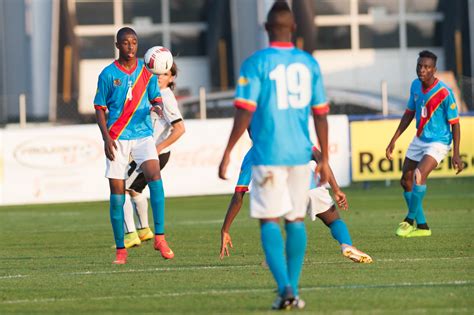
[154,235,174,259]
[113,248,128,264]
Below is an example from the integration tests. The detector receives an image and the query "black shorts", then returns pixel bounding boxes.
[126,151,171,193]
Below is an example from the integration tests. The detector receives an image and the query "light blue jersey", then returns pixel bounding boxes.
[234,42,329,166]
[94,60,162,140]
[406,78,459,145]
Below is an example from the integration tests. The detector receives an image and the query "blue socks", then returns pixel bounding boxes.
[329,219,352,246]
[110,194,125,248]
[285,222,307,297]
[148,179,165,234]
[412,184,427,224]
[261,222,290,295]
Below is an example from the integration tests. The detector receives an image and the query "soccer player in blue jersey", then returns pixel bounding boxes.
[94,27,174,264]
[386,50,463,238]
[220,146,372,264]
[218,2,330,310]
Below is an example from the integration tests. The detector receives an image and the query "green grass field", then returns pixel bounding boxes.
[0,178,473,314]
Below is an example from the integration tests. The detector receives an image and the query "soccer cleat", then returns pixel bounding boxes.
[396,221,415,237]
[342,245,373,263]
[113,248,127,264]
[292,297,306,309]
[137,227,154,242]
[406,228,432,238]
[154,236,174,259]
[271,286,295,310]
[124,231,141,249]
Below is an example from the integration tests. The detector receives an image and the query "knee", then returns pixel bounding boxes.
[414,168,424,185]
[400,174,412,191]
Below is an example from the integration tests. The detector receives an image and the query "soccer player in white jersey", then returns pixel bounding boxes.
[94,27,171,264]
[220,146,373,264]
[122,62,185,257]
[386,50,463,238]
[218,2,330,310]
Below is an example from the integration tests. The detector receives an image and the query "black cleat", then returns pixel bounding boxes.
[271,286,295,310]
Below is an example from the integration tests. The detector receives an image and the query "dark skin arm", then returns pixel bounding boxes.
[386,110,415,160]
[218,108,253,179]
[220,191,246,259]
[313,113,330,185]
[95,108,117,161]
[451,123,463,174]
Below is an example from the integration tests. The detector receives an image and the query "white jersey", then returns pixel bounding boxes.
[151,87,183,153]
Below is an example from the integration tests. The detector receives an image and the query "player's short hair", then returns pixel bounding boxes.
[116,27,137,42]
[267,1,292,23]
[418,50,437,66]
[168,62,178,90]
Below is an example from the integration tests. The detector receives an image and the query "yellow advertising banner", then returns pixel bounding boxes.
[351,116,474,181]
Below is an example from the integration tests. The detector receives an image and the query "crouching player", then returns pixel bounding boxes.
[220,146,373,265]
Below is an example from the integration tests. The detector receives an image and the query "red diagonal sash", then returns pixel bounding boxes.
[109,68,152,139]
[417,87,449,137]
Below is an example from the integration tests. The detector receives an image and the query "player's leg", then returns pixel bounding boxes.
[396,153,419,236]
[317,206,372,263]
[406,154,438,237]
[284,165,311,308]
[251,166,293,309]
[127,171,153,242]
[109,178,127,264]
[120,192,141,248]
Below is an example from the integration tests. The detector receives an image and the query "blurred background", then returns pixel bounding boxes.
[0,0,472,205]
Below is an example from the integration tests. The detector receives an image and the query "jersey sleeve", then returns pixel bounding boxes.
[445,89,459,124]
[93,72,109,111]
[148,75,163,106]
[163,91,183,125]
[406,82,416,113]
[311,61,329,115]
[234,58,260,112]
[235,148,253,192]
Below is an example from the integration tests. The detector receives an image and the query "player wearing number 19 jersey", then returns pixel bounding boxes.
[218,2,330,310]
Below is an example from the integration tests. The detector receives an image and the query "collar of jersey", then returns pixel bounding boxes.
[421,78,439,94]
[114,59,138,75]
[270,41,294,48]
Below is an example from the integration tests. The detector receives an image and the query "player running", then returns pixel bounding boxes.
[386,50,463,238]
[220,146,373,264]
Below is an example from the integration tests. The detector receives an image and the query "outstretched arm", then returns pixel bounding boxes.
[386,111,415,160]
[156,120,185,154]
[220,191,246,259]
[218,109,253,179]
[451,123,463,174]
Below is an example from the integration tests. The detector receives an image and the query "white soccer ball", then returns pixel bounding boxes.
[144,46,173,75]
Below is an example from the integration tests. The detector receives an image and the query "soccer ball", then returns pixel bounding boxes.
[144,46,173,75]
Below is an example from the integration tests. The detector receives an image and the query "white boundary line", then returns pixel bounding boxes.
[1,256,472,279]
[1,280,472,305]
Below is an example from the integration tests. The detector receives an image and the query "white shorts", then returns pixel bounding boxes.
[307,187,335,221]
[105,136,158,179]
[250,165,310,221]
[406,136,451,164]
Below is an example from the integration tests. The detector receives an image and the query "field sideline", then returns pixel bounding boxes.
[0,178,473,314]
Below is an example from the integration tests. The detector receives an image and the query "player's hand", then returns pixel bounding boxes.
[104,136,117,161]
[452,154,464,174]
[220,230,233,259]
[150,105,164,118]
[386,142,395,160]
[315,161,330,186]
[333,189,348,210]
[219,152,230,180]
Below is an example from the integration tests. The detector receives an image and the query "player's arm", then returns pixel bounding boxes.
[156,120,185,154]
[451,122,463,174]
[312,149,348,210]
[312,113,330,185]
[220,191,246,259]
[218,108,253,179]
[386,110,415,160]
[95,108,117,161]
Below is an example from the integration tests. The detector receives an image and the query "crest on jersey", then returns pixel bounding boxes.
[450,103,457,110]
[238,76,249,86]
[113,79,122,87]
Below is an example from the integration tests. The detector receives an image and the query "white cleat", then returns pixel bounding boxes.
[342,245,373,263]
